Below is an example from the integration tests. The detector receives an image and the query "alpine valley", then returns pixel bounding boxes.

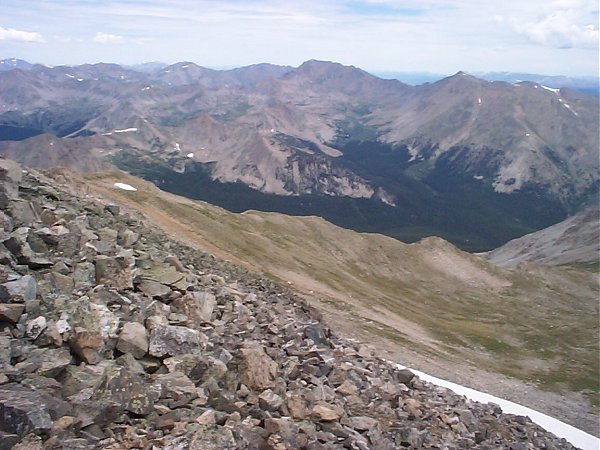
[0,59,598,250]
[0,57,598,447]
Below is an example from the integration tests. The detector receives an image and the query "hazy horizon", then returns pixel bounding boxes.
[0,1,598,77]
[3,57,600,83]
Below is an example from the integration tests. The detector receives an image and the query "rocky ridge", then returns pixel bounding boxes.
[0,158,579,449]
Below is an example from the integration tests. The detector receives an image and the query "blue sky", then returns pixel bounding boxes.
[0,0,597,76]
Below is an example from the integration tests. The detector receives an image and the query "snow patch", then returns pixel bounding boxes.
[394,363,599,450]
[541,85,560,94]
[113,128,138,133]
[76,78,84,82]
[65,74,75,79]
[562,103,579,116]
[113,182,137,191]
[525,133,530,136]
[473,175,484,180]
[270,128,276,133]
[181,64,190,68]
[478,97,482,105]
[174,142,180,151]
[141,86,151,91]
[186,152,194,158]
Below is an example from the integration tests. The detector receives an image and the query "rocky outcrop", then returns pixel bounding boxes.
[0,158,579,449]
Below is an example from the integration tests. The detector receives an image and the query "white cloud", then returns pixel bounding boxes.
[93,32,124,44]
[512,4,599,48]
[0,25,44,42]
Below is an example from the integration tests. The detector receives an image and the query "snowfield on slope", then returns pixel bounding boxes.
[395,363,599,450]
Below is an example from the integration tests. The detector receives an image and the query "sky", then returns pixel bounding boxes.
[0,0,598,76]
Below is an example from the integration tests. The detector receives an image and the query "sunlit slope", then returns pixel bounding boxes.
[78,170,598,402]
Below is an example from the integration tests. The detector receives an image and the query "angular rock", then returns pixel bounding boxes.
[1,275,37,302]
[140,265,183,286]
[0,384,53,436]
[92,365,160,416]
[69,328,105,364]
[44,272,74,296]
[0,303,24,323]
[172,291,216,324]
[258,389,284,411]
[117,322,148,359]
[94,255,133,290]
[156,371,198,408]
[25,316,47,340]
[137,279,171,299]
[237,345,278,390]
[345,416,379,432]
[286,392,309,420]
[0,159,22,208]
[148,324,206,358]
[312,403,343,422]
[14,347,71,378]
[264,417,307,449]
[10,201,40,228]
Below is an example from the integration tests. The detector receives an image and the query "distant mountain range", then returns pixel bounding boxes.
[0,58,597,250]
[376,70,599,95]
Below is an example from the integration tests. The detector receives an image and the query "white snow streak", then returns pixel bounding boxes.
[473,175,484,180]
[540,85,560,94]
[174,143,180,151]
[186,152,194,158]
[113,128,138,133]
[113,182,137,191]
[101,127,138,136]
[562,103,579,116]
[65,74,75,79]
[478,97,482,104]
[394,363,599,450]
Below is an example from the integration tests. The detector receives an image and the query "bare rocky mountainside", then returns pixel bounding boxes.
[485,206,600,268]
[0,60,598,250]
[1,159,592,448]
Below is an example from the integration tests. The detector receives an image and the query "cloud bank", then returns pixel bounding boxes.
[93,32,124,44]
[0,25,44,43]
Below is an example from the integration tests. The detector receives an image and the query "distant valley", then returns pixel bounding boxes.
[0,58,598,250]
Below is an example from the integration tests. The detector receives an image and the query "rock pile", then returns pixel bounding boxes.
[0,159,578,449]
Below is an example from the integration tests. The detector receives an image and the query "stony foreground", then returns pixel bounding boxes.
[0,159,578,449]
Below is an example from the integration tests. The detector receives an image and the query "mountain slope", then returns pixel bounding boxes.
[75,169,599,435]
[486,206,600,267]
[0,60,597,250]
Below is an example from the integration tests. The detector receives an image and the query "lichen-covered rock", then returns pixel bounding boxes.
[94,255,133,290]
[148,324,206,358]
[92,365,160,416]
